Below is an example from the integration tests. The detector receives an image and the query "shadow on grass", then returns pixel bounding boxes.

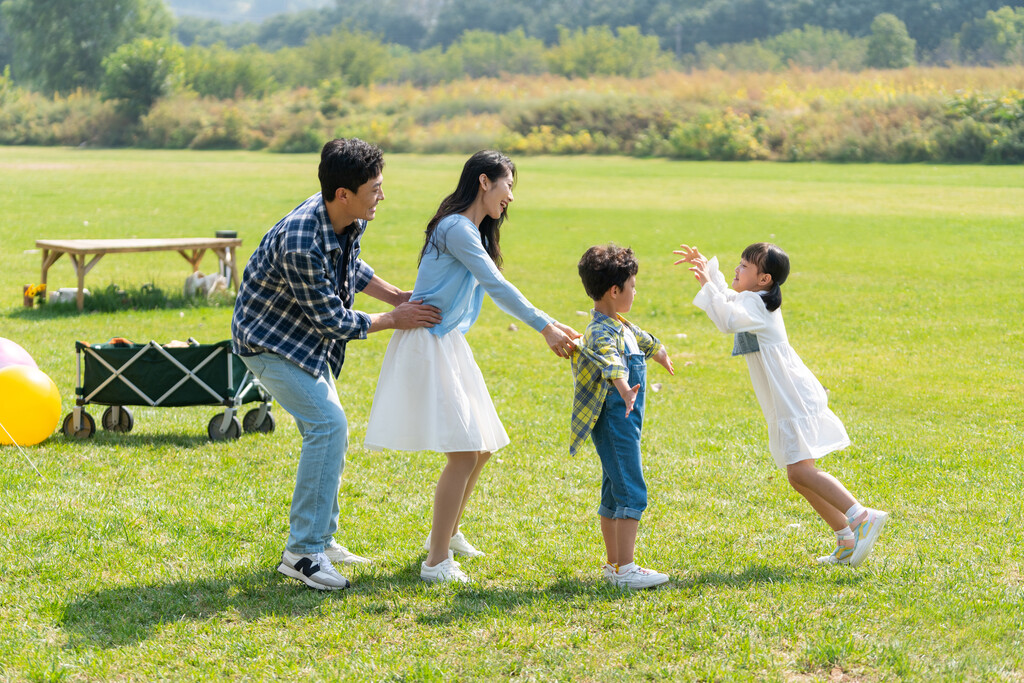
[60,560,647,647]
[676,563,866,590]
[58,430,227,449]
[60,567,339,650]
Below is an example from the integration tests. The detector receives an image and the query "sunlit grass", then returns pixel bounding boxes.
[0,147,1022,680]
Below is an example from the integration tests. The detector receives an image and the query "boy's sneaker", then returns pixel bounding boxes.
[849,509,889,568]
[277,550,351,591]
[816,543,854,566]
[323,539,372,565]
[601,563,617,585]
[420,556,470,584]
[423,530,485,558]
[609,562,669,589]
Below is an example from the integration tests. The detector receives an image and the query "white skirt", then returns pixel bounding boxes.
[363,327,510,453]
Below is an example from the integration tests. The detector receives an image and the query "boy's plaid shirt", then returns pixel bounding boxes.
[569,310,662,456]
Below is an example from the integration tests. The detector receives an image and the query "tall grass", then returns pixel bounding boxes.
[0,147,1022,680]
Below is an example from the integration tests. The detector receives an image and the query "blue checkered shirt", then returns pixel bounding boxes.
[569,310,661,456]
[232,193,375,378]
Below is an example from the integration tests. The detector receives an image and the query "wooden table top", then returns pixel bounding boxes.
[36,237,242,254]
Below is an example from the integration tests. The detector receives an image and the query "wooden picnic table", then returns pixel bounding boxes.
[36,237,243,311]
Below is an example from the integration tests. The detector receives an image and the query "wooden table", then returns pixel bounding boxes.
[36,237,243,311]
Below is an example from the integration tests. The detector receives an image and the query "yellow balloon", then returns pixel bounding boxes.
[0,365,61,446]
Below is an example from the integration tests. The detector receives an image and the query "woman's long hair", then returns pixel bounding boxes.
[741,242,790,311]
[419,150,516,269]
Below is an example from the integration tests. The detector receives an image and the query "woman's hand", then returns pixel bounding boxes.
[541,322,578,358]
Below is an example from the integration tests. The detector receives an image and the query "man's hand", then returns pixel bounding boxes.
[368,300,442,333]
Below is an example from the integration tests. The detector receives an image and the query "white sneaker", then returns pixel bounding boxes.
[423,530,486,558]
[420,557,470,584]
[323,539,372,565]
[601,563,617,585]
[849,509,889,568]
[610,563,669,589]
[277,550,350,590]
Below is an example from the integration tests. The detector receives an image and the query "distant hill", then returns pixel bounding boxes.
[166,0,332,23]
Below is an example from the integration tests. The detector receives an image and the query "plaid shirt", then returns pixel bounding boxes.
[569,310,662,456]
[232,193,375,378]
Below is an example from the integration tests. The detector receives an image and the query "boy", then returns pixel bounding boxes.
[570,244,674,589]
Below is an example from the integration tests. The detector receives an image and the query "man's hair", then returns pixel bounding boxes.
[578,244,639,301]
[318,138,385,202]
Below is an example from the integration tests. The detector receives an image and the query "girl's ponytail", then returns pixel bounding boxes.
[741,242,790,312]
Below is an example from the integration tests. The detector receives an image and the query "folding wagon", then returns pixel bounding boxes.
[62,339,275,441]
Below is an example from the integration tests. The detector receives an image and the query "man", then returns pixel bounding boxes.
[232,138,441,590]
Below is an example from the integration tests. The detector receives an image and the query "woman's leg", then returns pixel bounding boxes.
[426,451,479,566]
[451,451,491,537]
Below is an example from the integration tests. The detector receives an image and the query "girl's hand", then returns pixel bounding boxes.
[653,345,674,376]
[673,244,710,286]
[541,322,577,359]
[672,244,703,265]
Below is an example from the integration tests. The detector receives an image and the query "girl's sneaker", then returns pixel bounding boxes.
[609,562,669,589]
[849,509,889,568]
[816,543,854,566]
[601,563,617,584]
[420,556,470,584]
[423,530,485,558]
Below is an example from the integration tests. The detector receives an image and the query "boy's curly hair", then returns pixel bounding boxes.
[578,244,638,301]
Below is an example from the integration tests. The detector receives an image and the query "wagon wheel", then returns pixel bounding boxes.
[207,412,242,441]
[242,408,275,434]
[101,406,134,433]
[62,411,96,439]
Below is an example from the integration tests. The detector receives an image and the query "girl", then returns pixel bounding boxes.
[673,242,887,567]
[364,151,579,583]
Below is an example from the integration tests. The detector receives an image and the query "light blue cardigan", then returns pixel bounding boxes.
[411,214,553,336]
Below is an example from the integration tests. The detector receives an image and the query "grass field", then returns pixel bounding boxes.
[1,146,1022,681]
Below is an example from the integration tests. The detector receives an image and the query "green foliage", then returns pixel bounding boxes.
[546,26,676,78]
[277,27,394,88]
[866,13,917,69]
[101,39,184,121]
[959,6,1024,65]
[1,0,172,93]
[182,44,277,98]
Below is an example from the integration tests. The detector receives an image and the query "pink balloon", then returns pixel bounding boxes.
[0,337,38,370]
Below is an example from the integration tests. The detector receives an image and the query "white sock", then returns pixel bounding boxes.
[616,562,636,574]
[836,528,854,543]
[846,502,866,523]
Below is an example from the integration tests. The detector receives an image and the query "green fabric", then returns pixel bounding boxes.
[78,341,263,407]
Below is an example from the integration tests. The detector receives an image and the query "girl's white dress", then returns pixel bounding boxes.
[363,214,553,454]
[694,257,850,468]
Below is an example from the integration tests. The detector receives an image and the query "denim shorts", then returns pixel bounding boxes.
[590,353,647,520]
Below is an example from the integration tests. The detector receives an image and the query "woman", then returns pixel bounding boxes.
[364,151,578,583]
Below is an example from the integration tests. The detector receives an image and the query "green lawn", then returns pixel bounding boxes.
[1,146,1022,681]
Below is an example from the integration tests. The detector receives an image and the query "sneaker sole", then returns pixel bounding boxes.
[277,563,350,591]
[613,576,670,590]
[850,511,889,568]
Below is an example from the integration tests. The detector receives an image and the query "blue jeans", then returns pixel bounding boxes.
[591,353,648,521]
[240,352,347,554]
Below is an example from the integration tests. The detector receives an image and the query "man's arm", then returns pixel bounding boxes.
[360,275,411,307]
[367,301,442,333]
